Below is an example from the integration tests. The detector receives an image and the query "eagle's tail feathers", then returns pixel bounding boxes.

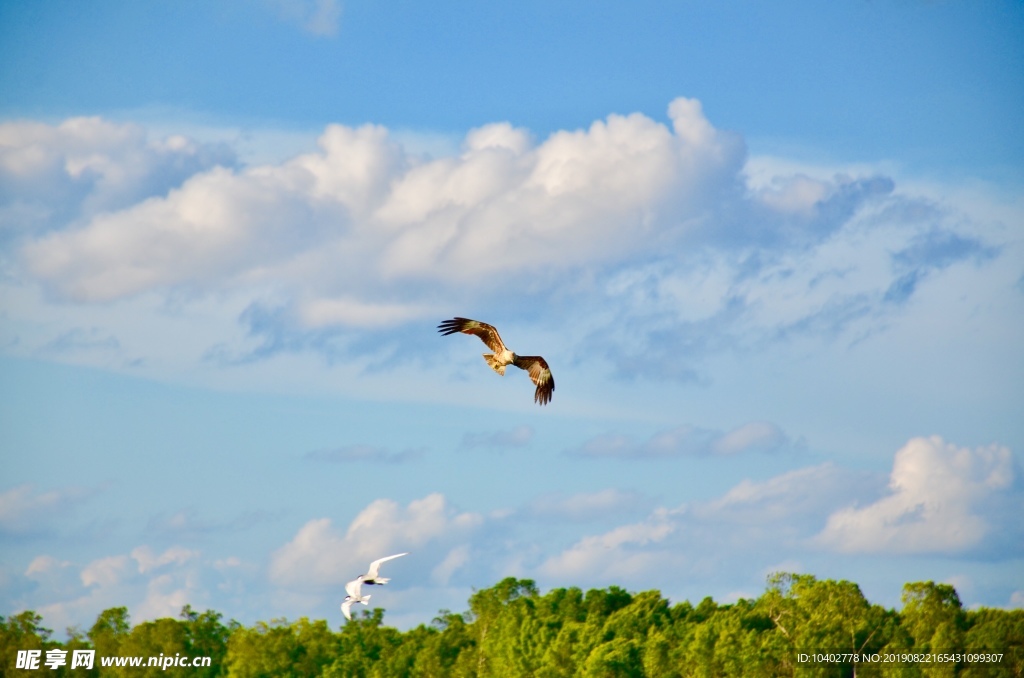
[482,354,506,375]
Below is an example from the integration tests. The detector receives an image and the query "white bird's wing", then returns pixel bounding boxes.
[341,599,353,621]
[365,552,408,579]
[345,577,363,599]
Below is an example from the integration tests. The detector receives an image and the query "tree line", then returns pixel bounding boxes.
[3,573,1022,677]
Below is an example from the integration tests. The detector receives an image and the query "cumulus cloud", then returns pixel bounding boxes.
[0,117,234,242]
[4,543,248,636]
[567,421,794,459]
[738,173,895,248]
[689,464,881,550]
[816,436,1020,555]
[131,545,200,574]
[17,99,740,308]
[80,555,133,589]
[534,463,872,587]
[4,99,1014,384]
[431,545,471,586]
[541,436,1020,589]
[269,493,483,590]
[25,555,72,577]
[133,573,199,621]
[539,511,678,580]
[22,164,324,302]
[75,546,200,590]
[713,421,790,455]
[8,437,1019,630]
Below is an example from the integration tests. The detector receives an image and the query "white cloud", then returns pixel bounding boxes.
[131,545,200,574]
[754,174,831,217]
[712,421,788,455]
[269,493,483,590]
[539,510,677,580]
[133,573,197,621]
[17,556,81,609]
[21,164,320,302]
[298,297,432,329]
[16,98,740,310]
[816,436,1019,555]
[536,438,1015,585]
[0,117,233,240]
[81,555,132,588]
[431,545,471,586]
[25,555,71,576]
[2,99,1017,394]
[696,463,864,527]
[11,544,220,635]
[6,436,1020,632]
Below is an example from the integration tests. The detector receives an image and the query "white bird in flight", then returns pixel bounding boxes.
[358,552,408,586]
[340,553,408,621]
[340,577,370,621]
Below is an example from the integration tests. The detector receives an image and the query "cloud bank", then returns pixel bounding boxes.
[7,434,1019,634]
[2,98,1014,387]
[2,97,1015,393]
[15,99,740,306]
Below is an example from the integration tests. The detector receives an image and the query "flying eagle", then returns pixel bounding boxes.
[438,317,555,405]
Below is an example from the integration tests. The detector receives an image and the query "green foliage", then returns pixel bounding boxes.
[111,618,190,678]
[225,616,337,678]
[4,576,1023,677]
[88,606,130,661]
[1,611,51,678]
[961,607,1024,678]
[179,606,230,678]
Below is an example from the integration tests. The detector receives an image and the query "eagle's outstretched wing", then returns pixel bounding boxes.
[513,355,555,406]
[437,318,507,354]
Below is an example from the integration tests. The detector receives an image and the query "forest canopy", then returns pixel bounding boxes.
[3,574,1022,677]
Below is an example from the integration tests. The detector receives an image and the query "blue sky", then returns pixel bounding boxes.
[1,0,1022,634]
